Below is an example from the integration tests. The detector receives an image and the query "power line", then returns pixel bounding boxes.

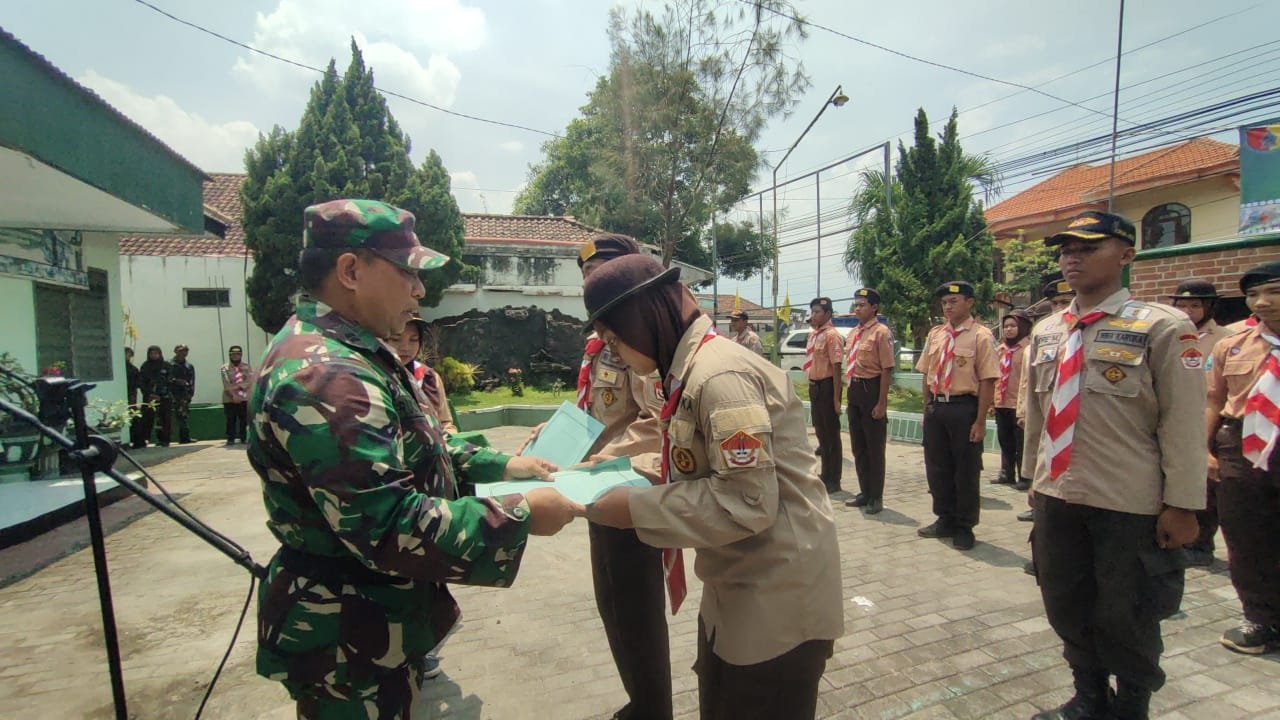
[130,0,560,138]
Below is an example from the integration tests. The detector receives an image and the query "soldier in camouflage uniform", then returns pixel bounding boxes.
[249,199,584,720]
[169,344,195,443]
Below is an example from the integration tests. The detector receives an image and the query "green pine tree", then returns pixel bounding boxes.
[242,42,465,333]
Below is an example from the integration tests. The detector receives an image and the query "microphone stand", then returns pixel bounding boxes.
[0,377,266,720]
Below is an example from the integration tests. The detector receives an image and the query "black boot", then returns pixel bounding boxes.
[1111,679,1151,720]
[1031,666,1110,720]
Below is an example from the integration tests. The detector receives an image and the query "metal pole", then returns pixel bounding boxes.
[758,193,765,308]
[1107,0,1126,211]
[883,141,893,218]
[711,212,719,319]
[815,170,822,297]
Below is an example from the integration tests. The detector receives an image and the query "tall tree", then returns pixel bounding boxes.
[514,0,809,274]
[242,41,464,333]
[843,108,998,348]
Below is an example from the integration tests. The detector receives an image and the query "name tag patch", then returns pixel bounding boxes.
[1095,330,1147,348]
[597,368,619,384]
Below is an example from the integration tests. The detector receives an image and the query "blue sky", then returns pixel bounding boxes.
[3,0,1276,308]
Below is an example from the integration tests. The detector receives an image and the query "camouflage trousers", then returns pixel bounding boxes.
[172,395,192,442]
[285,661,424,720]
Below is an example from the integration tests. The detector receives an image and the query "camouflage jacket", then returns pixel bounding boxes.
[248,297,532,688]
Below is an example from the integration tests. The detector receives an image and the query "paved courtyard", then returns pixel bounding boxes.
[1,428,1277,719]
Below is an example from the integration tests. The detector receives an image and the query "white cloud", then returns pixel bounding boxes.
[233,0,485,108]
[77,71,260,172]
[498,140,525,153]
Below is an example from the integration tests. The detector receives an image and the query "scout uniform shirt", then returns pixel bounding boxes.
[583,336,664,480]
[628,315,844,666]
[220,361,254,403]
[1021,289,1207,514]
[915,317,1000,397]
[734,327,764,355]
[1195,319,1232,361]
[845,319,894,380]
[995,337,1030,410]
[249,297,532,689]
[1207,324,1272,420]
[805,321,844,381]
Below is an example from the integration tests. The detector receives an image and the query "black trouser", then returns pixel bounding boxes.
[922,397,982,529]
[588,522,672,720]
[1215,421,1280,627]
[809,378,842,491]
[694,615,832,720]
[139,397,172,445]
[1190,478,1219,554]
[224,402,248,442]
[993,407,1026,483]
[846,376,887,501]
[1032,493,1186,692]
[128,401,145,448]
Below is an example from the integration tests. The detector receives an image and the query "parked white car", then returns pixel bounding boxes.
[778,327,853,372]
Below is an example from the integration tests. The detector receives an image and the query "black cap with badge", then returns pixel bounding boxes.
[934,281,975,299]
[1045,210,1137,246]
[1042,273,1074,300]
[1240,261,1280,293]
[1165,278,1219,299]
[854,287,881,305]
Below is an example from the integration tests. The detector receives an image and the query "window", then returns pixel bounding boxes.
[34,268,112,381]
[185,288,231,307]
[1141,203,1191,249]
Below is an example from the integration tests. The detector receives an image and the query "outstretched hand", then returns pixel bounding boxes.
[504,455,557,481]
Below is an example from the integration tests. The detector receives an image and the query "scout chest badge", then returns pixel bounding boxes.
[719,430,762,468]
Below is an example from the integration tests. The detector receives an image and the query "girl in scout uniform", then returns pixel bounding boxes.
[580,254,843,720]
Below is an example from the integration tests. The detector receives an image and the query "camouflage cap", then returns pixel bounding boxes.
[303,199,449,271]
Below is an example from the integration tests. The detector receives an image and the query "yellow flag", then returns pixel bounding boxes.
[732,292,743,313]
[777,294,791,324]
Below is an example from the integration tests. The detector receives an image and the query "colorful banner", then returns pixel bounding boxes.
[1239,121,1280,235]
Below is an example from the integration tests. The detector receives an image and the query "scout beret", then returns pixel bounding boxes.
[1002,309,1032,324]
[1042,274,1074,300]
[1045,210,1137,246]
[1240,261,1280,293]
[727,310,750,321]
[809,297,834,312]
[303,199,448,271]
[577,233,640,268]
[1165,278,1219,300]
[854,287,881,305]
[584,254,680,326]
[934,281,975,299]
[405,313,431,333]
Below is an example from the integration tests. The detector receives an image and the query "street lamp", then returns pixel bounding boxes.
[771,84,847,362]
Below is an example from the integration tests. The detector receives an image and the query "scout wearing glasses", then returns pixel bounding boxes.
[842,288,894,514]
[1204,261,1280,657]
[915,280,998,551]
[1022,210,1205,720]
[573,234,673,720]
[583,254,843,720]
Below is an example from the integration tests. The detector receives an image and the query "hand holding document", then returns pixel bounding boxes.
[476,457,650,506]
[520,401,604,468]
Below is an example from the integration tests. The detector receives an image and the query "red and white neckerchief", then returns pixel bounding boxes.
[931,325,961,397]
[576,337,607,410]
[658,324,718,615]
[803,326,832,375]
[1044,310,1107,480]
[996,344,1015,404]
[1242,329,1280,469]
[410,360,427,383]
[843,323,870,382]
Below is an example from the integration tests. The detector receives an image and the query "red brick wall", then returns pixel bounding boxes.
[1129,245,1280,301]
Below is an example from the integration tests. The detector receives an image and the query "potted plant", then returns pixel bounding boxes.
[0,353,44,482]
[88,399,137,443]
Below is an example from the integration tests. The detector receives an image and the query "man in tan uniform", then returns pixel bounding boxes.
[1205,261,1280,656]
[805,297,847,499]
[582,254,843,720]
[1023,211,1205,720]
[843,288,895,514]
[575,234,671,720]
[1165,278,1232,567]
[916,281,998,551]
[728,310,764,354]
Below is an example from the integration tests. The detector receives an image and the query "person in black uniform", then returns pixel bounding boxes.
[137,345,172,447]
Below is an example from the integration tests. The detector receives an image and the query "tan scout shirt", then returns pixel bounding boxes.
[994,337,1030,409]
[1207,325,1272,419]
[804,322,844,381]
[845,320,894,380]
[915,317,999,396]
[628,315,844,665]
[734,328,764,355]
[1022,289,1207,514]
[1195,320,1232,360]
[587,340,664,481]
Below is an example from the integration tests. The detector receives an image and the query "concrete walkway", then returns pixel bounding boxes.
[1,431,1277,719]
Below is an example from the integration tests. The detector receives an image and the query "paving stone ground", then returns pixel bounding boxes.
[1,430,1277,719]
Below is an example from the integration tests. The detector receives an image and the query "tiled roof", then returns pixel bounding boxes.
[121,173,248,256]
[986,138,1239,234]
[463,214,625,246]
[694,293,770,316]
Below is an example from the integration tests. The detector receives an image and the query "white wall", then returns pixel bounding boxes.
[82,233,126,409]
[120,254,270,405]
[0,274,38,372]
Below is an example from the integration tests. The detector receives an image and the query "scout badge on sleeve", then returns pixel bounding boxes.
[1180,347,1204,370]
[719,430,763,468]
[671,446,696,474]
